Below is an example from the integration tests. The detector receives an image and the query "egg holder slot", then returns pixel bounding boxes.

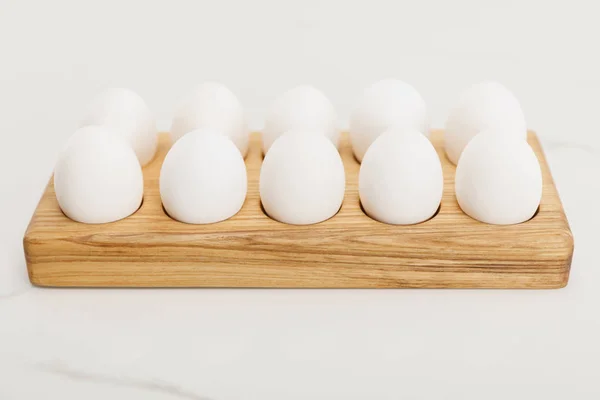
[23,130,573,288]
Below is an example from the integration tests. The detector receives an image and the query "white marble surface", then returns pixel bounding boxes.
[2,0,600,398]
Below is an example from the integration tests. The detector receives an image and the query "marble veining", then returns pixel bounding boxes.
[542,139,599,156]
[36,361,212,400]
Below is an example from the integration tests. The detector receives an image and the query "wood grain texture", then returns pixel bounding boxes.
[24,130,574,288]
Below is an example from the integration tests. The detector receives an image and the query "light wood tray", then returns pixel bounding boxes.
[24,130,573,288]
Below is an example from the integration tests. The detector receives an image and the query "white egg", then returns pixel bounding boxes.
[444,81,527,165]
[170,82,248,156]
[455,131,542,225]
[359,129,443,225]
[54,126,144,224]
[260,131,345,225]
[80,88,157,166]
[262,85,338,153]
[349,79,428,162]
[160,129,247,224]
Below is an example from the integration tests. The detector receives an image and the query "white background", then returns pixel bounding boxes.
[1,0,599,399]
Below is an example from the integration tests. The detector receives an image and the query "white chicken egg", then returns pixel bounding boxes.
[262,85,338,153]
[260,131,345,225]
[349,79,428,162]
[170,82,248,156]
[54,126,144,224]
[160,129,247,224]
[455,131,542,225]
[444,81,527,165]
[359,129,443,225]
[80,88,157,166]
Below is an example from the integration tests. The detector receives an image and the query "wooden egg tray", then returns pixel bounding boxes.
[24,130,573,288]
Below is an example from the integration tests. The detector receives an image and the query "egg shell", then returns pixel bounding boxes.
[262,85,338,153]
[54,126,144,224]
[444,81,527,165]
[359,129,443,225]
[160,129,247,224]
[455,131,542,225]
[80,88,157,166]
[170,82,248,156]
[260,131,345,225]
[349,79,428,162]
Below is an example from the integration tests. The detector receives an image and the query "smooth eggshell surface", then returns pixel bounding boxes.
[170,82,248,156]
[54,126,144,224]
[359,129,443,225]
[455,131,542,225]
[349,79,428,162]
[444,81,527,165]
[262,85,338,153]
[80,88,157,166]
[260,131,345,225]
[160,129,247,224]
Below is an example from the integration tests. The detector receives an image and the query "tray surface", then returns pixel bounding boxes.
[24,130,573,288]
